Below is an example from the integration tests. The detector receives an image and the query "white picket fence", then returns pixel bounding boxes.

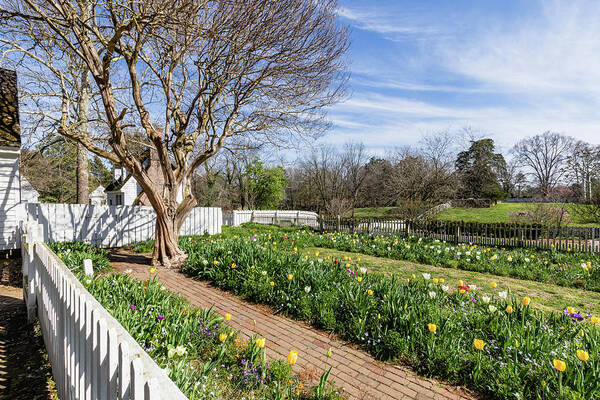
[24,203,222,247]
[21,222,189,400]
[223,210,318,228]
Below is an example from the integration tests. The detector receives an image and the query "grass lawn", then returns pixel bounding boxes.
[302,246,600,316]
[437,202,600,227]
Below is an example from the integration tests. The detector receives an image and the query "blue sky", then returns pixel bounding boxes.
[323,0,600,154]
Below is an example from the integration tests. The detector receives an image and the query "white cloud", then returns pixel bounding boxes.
[327,0,600,155]
[325,91,600,155]
[336,6,438,37]
[442,1,600,95]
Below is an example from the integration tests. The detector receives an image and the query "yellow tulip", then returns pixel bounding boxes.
[522,297,531,306]
[490,281,497,288]
[433,278,439,284]
[256,338,266,349]
[224,313,232,321]
[269,281,275,287]
[219,333,228,342]
[287,274,293,280]
[553,359,566,372]
[231,263,236,269]
[458,280,464,287]
[439,278,444,284]
[287,350,298,365]
[357,276,363,283]
[577,350,589,362]
[591,316,599,324]
[149,267,156,274]
[473,339,485,351]
[427,323,437,333]
[367,289,374,296]
[566,306,575,314]
[506,305,513,314]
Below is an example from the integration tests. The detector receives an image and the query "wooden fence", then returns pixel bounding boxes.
[318,217,600,253]
[24,203,222,247]
[223,210,319,228]
[21,222,188,400]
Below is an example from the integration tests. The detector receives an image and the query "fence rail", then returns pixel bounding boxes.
[21,222,188,400]
[24,204,222,248]
[317,217,600,253]
[223,210,319,228]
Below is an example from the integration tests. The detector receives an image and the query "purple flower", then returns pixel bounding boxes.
[130,305,135,310]
[157,315,164,320]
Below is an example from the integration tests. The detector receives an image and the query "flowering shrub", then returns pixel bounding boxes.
[180,235,600,399]
[54,242,344,400]
[507,202,571,227]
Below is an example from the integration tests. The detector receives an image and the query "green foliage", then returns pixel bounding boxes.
[243,159,288,209]
[47,241,112,273]
[455,139,507,201]
[89,156,114,188]
[179,233,600,399]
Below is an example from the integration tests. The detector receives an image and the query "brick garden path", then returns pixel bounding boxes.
[109,250,478,400]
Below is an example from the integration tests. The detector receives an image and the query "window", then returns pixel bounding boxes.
[116,194,123,206]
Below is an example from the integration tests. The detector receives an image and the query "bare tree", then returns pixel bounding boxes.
[301,145,345,212]
[497,159,521,196]
[340,141,367,217]
[2,0,349,266]
[566,141,600,201]
[512,132,574,197]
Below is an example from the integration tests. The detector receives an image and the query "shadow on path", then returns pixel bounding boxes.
[0,259,54,400]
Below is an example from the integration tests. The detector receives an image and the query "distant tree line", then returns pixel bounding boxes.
[20,129,600,221]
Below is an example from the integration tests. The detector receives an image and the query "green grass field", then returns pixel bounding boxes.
[301,246,600,316]
[354,203,600,227]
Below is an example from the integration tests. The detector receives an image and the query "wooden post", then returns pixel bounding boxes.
[83,259,94,276]
[455,223,460,245]
[336,215,341,232]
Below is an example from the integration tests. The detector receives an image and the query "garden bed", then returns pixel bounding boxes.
[173,233,600,399]
[51,241,343,400]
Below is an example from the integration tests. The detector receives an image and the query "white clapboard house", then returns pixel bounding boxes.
[0,68,24,250]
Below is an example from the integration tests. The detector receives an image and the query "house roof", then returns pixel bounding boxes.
[0,68,21,148]
[105,174,132,192]
[90,185,107,198]
[21,175,39,197]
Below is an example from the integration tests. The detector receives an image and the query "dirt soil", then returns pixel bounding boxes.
[0,258,55,400]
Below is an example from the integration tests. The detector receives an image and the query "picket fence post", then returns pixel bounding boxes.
[19,224,189,400]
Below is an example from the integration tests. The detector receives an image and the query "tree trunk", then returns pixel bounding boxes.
[76,64,91,204]
[152,207,187,268]
[76,143,89,203]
